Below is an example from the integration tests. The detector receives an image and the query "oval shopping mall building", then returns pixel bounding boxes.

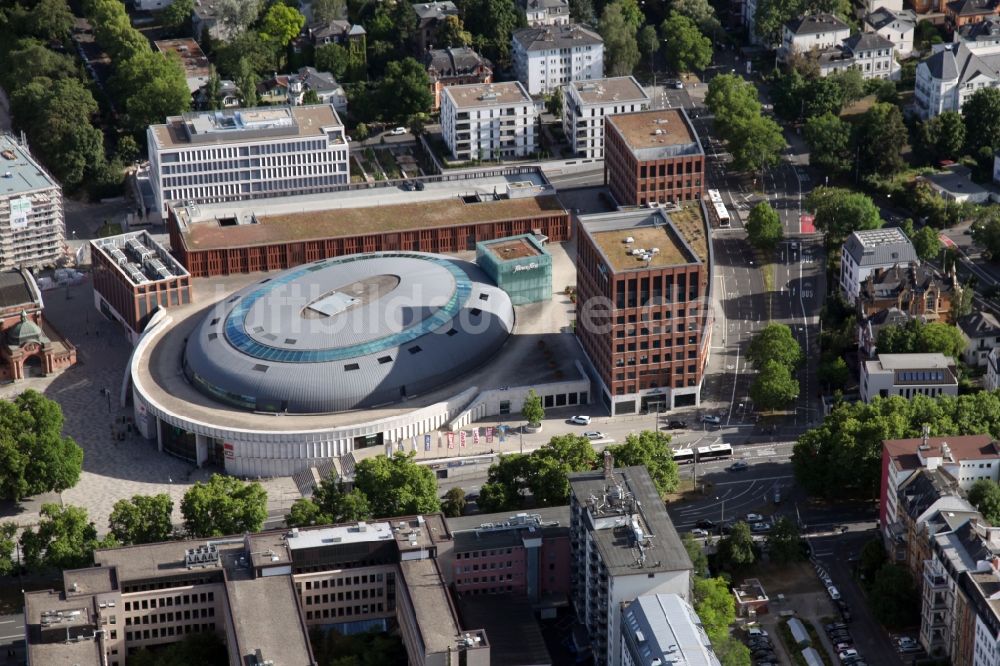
[127,251,586,477]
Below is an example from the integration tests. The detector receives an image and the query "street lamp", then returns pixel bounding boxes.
[715,495,725,524]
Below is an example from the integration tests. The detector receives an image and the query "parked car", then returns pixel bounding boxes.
[728,460,749,472]
[344,135,353,142]
[835,642,853,652]
[825,623,847,633]
[414,180,425,190]
[400,181,413,191]
[838,649,859,662]
[390,126,407,135]
[746,628,768,639]
[750,521,770,533]
[746,513,764,523]
[827,585,841,600]
[702,414,722,424]
[667,420,688,429]
[583,431,605,440]
[691,528,709,538]
[569,415,591,425]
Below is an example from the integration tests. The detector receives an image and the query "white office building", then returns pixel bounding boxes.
[562,77,651,159]
[915,42,1000,119]
[861,353,959,402]
[513,24,604,95]
[440,81,538,161]
[0,135,65,271]
[146,104,349,218]
[621,594,720,666]
[570,458,693,666]
[840,228,918,304]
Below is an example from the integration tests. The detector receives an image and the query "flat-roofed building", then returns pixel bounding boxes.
[91,231,191,343]
[476,234,553,305]
[153,38,211,93]
[862,353,959,402]
[512,24,604,94]
[562,77,651,159]
[575,206,712,415]
[167,168,568,277]
[620,594,720,666]
[24,515,492,666]
[0,134,65,271]
[569,460,693,666]
[146,104,349,218]
[441,82,538,161]
[840,227,919,304]
[424,47,493,110]
[604,109,705,207]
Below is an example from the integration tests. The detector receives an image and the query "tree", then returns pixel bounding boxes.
[746,323,802,370]
[909,223,944,262]
[750,359,799,411]
[570,0,595,21]
[312,0,347,24]
[714,639,752,666]
[661,12,712,74]
[856,102,908,176]
[0,523,17,577]
[315,42,351,80]
[804,112,851,176]
[26,0,74,41]
[600,2,640,77]
[669,0,721,36]
[214,0,264,36]
[770,68,806,121]
[858,538,887,583]
[441,487,467,517]
[876,319,966,359]
[236,56,259,108]
[919,110,966,164]
[746,201,783,251]
[0,389,83,502]
[605,431,679,495]
[766,516,803,564]
[377,57,433,123]
[285,476,372,527]
[683,533,708,577]
[818,356,850,389]
[716,521,755,572]
[436,14,472,47]
[20,504,116,571]
[0,38,78,91]
[727,114,787,174]
[9,77,105,190]
[353,452,440,517]
[802,76,844,119]
[753,0,803,46]
[706,74,761,131]
[215,30,278,78]
[114,50,191,133]
[260,4,306,48]
[963,87,1000,154]
[693,576,737,637]
[969,479,1000,524]
[828,68,865,106]
[870,564,920,628]
[109,494,174,545]
[181,474,267,537]
[462,0,521,67]
[521,389,545,426]
[162,0,194,31]
[534,434,597,471]
[806,187,882,247]
[545,86,564,116]
[638,25,660,73]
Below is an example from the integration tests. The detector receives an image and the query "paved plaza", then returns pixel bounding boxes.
[0,276,297,533]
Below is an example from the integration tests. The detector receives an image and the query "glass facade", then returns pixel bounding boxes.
[476,235,552,305]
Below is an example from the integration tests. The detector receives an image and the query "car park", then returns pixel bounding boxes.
[569,415,591,425]
[746,513,764,523]
[583,431,605,440]
[746,628,768,639]
[667,420,688,429]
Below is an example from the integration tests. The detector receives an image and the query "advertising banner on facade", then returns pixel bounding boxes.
[9,197,31,229]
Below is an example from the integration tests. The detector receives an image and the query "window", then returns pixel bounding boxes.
[344,363,360,371]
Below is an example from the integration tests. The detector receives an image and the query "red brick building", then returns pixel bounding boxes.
[424,46,493,110]
[91,231,192,343]
[575,206,712,415]
[604,109,706,208]
[0,269,75,381]
[168,173,570,277]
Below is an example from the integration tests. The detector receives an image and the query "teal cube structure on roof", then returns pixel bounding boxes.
[475,234,552,305]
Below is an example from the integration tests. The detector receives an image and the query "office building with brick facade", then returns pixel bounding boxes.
[575,206,712,415]
[604,109,706,208]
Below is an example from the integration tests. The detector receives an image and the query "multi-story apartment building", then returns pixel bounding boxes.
[0,134,65,271]
[915,42,1000,119]
[24,516,492,666]
[857,264,960,322]
[958,312,1000,367]
[575,207,712,415]
[603,109,706,207]
[840,32,899,79]
[91,231,192,344]
[520,0,570,25]
[779,14,852,59]
[955,16,1000,50]
[441,81,538,161]
[620,594,721,666]
[840,227,918,304]
[424,47,493,110]
[562,77,651,159]
[879,434,1000,549]
[445,507,571,603]
[512,24,604,95]
[569,458,693,666]
[861,353,959,402]
[146,104,349,218]
[864,8,916,56]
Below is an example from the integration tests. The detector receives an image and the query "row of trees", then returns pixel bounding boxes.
[793,391,1000,499]
[705,74,787,176]
[746,324,802,412]
[875,319,967,360]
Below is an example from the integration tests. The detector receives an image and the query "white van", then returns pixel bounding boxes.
[827,585,841,601]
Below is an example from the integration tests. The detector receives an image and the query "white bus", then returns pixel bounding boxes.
[672,448,695,465]
[713,202,731,228]
[708,189,724,204]
[696,443,734,461]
